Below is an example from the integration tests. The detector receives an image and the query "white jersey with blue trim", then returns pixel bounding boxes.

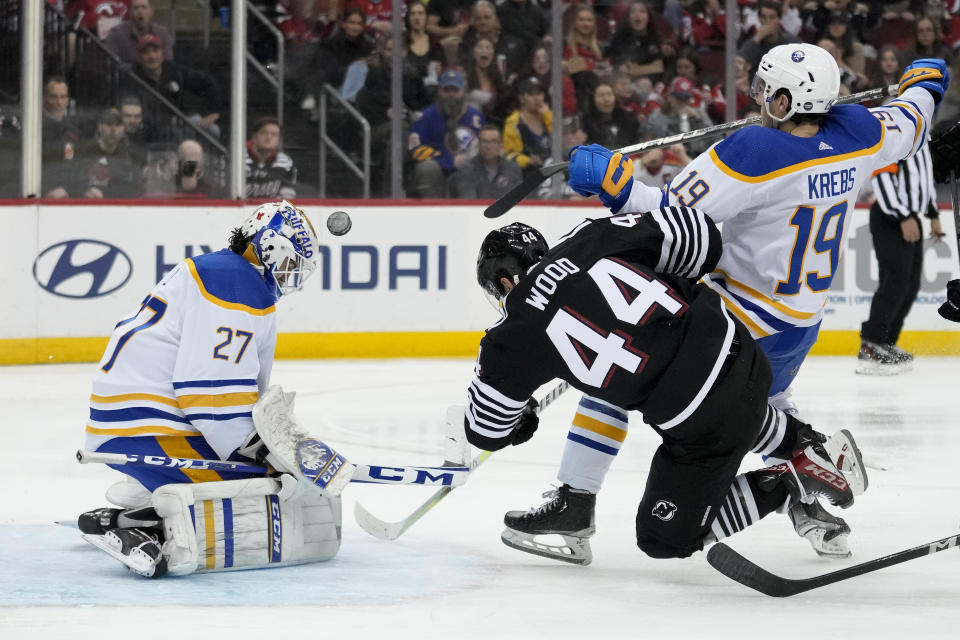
[620,86,934,338]
[85,249,278,460]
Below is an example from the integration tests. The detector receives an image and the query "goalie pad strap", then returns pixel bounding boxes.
[152,476,341,576]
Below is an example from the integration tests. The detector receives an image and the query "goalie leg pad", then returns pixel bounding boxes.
[152,476,342,576]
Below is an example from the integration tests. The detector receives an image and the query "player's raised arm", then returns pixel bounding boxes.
[870,58,948,165]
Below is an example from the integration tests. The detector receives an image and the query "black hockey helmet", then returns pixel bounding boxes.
[476,223,549,301]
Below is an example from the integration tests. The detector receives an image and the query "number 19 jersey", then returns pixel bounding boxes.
[622,87,934,338]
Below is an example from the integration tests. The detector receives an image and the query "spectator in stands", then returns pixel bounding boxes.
[41,76,80,198]
[407,69,484,198]
[448,124,523,198]
[307,7,376,103]
[502,77,552,176]
[523,42,578,116]
[865,45,902,106]
[104,0,173,66]
[348,0,394,36]
[935,52,960,126]
[604,1,674,81]
[707,53,753,122]
[634,144,690,188]
[174,139,224,198]
[121,34,222,140]
[582,80,638,149]
[464,36,512,126]
[425,0,474,66]
[458,0,527,80]
[404,1,444,102]
[904,15,953,64]
[536,114,589,200]
[497,0,549,57]
[738,0,800,72]
[645,76,712,154]
[564,4,611,108]
[245,116,297,199]
[74,107,143,198]
[65,0,129,39]
[819,10,867,86]
[612,71,644,121]
[115,95,149,165]
[354,35,430,195]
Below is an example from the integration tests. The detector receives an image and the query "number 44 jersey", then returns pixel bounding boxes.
[620,87,935,338]
[468,207,733,451]
[85,250,278,461]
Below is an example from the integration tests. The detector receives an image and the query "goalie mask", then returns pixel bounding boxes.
[240,200,319,299]
[752,43,840,123]
[477,223,549,310]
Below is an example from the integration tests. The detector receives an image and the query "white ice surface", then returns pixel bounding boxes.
[1,357,958,639]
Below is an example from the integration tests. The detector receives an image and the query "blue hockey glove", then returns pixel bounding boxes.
[568,143,635,211]
[899,58,950,105]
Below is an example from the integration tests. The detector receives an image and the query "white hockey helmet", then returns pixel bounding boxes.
[752,43,840,123]
[239,200,319,299]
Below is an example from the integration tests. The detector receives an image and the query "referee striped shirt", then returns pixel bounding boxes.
[872,143,938,220]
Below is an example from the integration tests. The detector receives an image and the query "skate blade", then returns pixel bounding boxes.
[802,529,851,559]
[81,533,163,578]
[500,527,593,566]
[855,361,906,376]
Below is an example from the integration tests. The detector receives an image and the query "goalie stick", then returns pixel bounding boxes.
[707,534,960,597]
[76,449,471,488]
[483,84,898,219]
[354,381,572,540]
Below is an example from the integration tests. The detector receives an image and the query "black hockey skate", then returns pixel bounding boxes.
[77,506,161,535]
[77,507,122,535]
[856,340,910,375]
[501,485,596,565]
[789,499,852,559]
[757,444,855,509]
[82,527,168,578]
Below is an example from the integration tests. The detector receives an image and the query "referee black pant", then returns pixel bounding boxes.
[861,203,924,346]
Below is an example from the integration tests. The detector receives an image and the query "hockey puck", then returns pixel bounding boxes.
[326,211,352,236]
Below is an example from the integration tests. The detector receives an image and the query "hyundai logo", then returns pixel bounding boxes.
[33,239,132,298]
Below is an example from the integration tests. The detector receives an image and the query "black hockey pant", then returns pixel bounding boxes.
[635,322,772,559]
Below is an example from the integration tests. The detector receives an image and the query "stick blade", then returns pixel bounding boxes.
[353,500,406,541]
[483,163,568,218]
[706,543,804,597]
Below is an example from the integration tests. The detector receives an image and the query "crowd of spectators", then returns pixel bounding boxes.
[4,0,960,200]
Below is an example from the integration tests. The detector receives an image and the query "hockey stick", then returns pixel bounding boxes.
[483,84,898,219]
[354,380,572,540]
[707,534,960,597]
[76,449,471,488]
[951,169,960,268]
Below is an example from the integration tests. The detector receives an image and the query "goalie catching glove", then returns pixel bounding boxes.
[898,58,950,104]
[568,143,635,211]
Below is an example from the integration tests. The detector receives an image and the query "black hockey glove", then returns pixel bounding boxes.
[938,279,960,322]
[509,398,540,446]
[929,121,960,184]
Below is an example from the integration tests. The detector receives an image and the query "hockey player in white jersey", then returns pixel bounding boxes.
[77,200,342,578]
[502,45,949,563]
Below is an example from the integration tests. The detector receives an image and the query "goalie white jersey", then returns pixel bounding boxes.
[621,87,935,337]
[85,249,278,461]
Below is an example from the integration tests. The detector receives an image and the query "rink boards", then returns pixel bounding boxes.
[1,200,959,364]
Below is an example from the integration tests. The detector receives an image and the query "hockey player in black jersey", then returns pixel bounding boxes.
[464,211,867,564]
